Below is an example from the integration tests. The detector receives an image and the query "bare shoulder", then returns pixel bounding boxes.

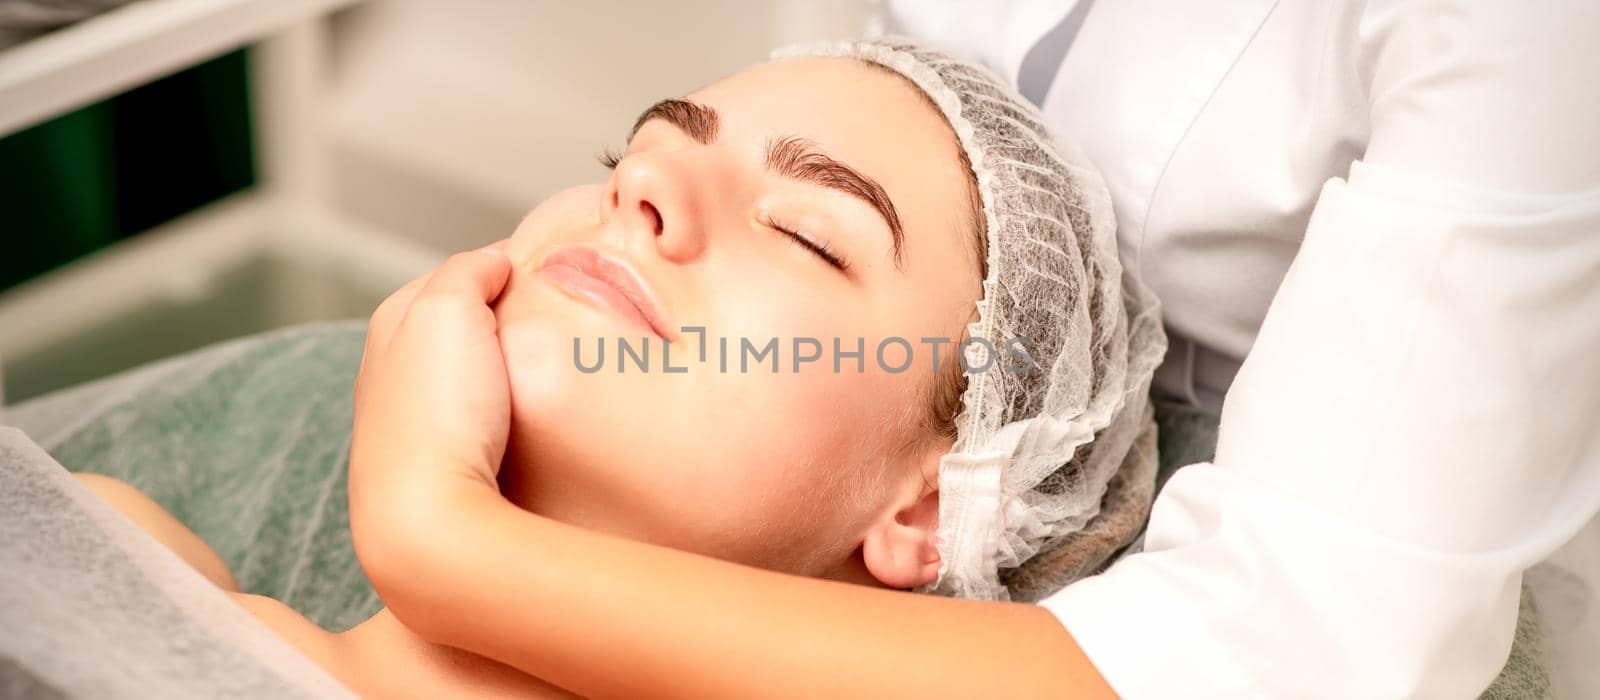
[228,592,370,692]
[228,593,334,649]
[71,472,239,591]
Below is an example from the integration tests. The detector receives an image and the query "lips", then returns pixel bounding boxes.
[538,245,675,340]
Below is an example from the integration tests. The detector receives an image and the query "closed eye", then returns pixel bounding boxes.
[600,141,850,273]
[763,216,850,272]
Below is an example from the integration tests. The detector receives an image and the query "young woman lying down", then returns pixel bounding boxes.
[75,38,1162,698]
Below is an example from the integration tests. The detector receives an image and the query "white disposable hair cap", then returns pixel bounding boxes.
[772,37,1167,601]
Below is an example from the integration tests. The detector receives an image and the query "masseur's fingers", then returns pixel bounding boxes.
[366,274,431,354]
[359,240,510,400]
[387,248,511,350]
[363,240,510,361]
[411,247,513,313]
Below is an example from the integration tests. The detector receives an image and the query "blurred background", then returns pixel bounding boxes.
[0,0,869,404]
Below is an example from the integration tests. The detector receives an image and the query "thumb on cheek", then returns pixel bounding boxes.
[415,248,515,309]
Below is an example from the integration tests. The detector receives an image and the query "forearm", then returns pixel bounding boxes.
[369,483,1112,700]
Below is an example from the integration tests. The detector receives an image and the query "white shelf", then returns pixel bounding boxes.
[0,0,358,137]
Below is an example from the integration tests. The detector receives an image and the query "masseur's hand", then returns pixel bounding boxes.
[348,242,514,601]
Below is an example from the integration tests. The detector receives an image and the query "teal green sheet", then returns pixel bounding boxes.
[2,321,381,633]
[0,322,1548,696]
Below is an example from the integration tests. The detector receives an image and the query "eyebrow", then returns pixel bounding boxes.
[629,98,905,268]
[764,136,904,267]
[630,98,719,144]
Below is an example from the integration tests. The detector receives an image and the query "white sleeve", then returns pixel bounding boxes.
[1041,2,1600,697]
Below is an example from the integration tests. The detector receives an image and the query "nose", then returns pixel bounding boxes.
[600,152,708,263]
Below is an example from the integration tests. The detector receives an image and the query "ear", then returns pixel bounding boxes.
[861,451,942,590]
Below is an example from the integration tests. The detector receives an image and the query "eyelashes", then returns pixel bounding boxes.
[763,216,850,271]
[597,146,849,273]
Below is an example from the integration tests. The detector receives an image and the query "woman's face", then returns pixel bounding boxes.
[492,57,980,586]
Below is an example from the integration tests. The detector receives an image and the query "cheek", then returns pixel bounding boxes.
[677,265,931,528]
[669,367,901,570]
[680,333,926,532]
[505,184,603,258]
[494,305,916,567]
